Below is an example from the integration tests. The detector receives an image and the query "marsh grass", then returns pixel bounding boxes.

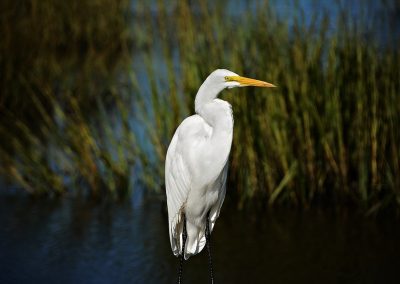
[0,0,399,213]
[0,0,136,198]
[136,0,400,213]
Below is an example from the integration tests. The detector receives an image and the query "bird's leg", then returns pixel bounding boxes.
[178,213,187,284]
[206,212,215,284]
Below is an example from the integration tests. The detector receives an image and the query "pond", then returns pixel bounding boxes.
[1,191,399,284]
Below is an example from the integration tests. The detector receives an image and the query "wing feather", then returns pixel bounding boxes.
[209,162,228,231]
[165,115,206,256]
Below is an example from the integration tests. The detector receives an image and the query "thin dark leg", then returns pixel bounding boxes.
[205,212,215,284]
[178,214,187,284]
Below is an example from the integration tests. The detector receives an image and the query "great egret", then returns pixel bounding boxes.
[165,69,275,283]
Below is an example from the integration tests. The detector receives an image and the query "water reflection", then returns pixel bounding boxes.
[1,194,399,284]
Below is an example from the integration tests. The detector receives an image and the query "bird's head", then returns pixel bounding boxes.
[195,69,276,113]
[208,69,276,89]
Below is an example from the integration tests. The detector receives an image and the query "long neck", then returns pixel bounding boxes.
[196,99,233,135]
[198,100,234,171]
[194,76,233,133]
[194,77,225,114]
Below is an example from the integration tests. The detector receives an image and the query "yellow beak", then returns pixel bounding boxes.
[226,75,276,88]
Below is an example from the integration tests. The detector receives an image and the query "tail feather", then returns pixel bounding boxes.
[171,216,210,260]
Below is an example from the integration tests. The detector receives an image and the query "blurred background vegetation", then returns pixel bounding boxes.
[0,0,399,215]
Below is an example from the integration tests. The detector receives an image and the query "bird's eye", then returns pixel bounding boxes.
[224,76,229,81]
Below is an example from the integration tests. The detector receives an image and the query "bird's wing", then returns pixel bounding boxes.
[165,115,208,256]
[192,161,228,256]
[208,162,228,232]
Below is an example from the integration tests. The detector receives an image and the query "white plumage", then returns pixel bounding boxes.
[165,69,275,259]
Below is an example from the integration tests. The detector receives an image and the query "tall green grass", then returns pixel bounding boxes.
[1,0,399,214]
[136,0,400,213]
[0,0,136,198]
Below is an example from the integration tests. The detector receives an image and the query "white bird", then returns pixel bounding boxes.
[165,69,275,282]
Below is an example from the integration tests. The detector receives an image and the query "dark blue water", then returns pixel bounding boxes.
[1,192,399,284]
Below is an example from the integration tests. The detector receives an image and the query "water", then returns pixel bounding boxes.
[1,192,399,284]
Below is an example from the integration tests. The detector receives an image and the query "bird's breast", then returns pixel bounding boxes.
[191,128,232,189]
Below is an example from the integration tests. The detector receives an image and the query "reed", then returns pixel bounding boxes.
[0,0,135,198]
[1,0,399,214]
[135,0,400,213]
